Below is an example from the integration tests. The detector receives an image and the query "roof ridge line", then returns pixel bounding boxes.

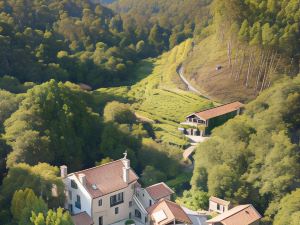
[72,159,123,175]
[195,101,243,114]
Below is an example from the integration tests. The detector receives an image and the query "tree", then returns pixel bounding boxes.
[207,164,239,199]
[6,130,51,167]
[31,208,73,225]
[177,188,209,210]
[238,20,250,42]
[4,80,102,170]
[273,189,300,225]
[1,163,65,208]
[140,165,167,186]
[103,101,136,124]
[11,188,48,225]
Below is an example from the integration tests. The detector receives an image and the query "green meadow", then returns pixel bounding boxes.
[94,39,214,147]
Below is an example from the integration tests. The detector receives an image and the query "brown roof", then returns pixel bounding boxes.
[72,159,139,198]
[209,196,231,206]
[193,102,244,120]
[145,182,174,201]
[147,199,192,225]
[207,204,262,225]
[72,212,94,225]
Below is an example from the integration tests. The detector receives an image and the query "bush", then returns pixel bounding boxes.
[125,219,135,225]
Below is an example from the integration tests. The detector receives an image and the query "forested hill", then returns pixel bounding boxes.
[191,75,300,224]
[178,0,300,102]
[0,0,183,89]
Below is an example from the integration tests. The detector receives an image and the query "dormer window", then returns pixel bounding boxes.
[71,180,78,189]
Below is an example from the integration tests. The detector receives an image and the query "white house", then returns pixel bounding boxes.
[61,153,193,225]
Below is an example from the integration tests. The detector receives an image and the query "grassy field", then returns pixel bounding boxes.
[94,40,214,147]
[183,35,258,102]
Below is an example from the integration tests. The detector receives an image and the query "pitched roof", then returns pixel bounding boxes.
[72,212,94,225]
[147,199,192,225]
[206,204,262,225]
[192,102,244,120]
[72,159,139,198]
[209,196,231,206]
[145,182,174,201]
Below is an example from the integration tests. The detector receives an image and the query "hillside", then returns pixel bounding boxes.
[191,75,300,223]
[180,0,300,103]
[94,39,214,147]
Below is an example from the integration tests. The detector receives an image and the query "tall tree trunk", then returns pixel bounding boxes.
[245,51,254,87]
[235,50,245,81]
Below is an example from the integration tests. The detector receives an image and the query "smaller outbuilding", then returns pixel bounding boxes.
[179,101,244,137]
[207,204,262,225]
[209,196,231,214]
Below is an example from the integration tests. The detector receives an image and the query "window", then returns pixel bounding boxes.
[68,191,72,200]
[129,213,132,219]
[129,201,133,207]
[68,204,73,213]
[115,207,119,214]
[99,216,103,225]
[98,199,102,206]
[135,209,141,219]
[71,180,78,189]
[145,217,148,223]
[110,192,124,207]
[149,200,152,206]
[75,195,81,209]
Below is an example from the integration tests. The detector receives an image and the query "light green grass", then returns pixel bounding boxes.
[94,39,214,147]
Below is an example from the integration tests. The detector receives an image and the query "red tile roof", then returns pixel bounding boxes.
[72,159,138,198]
[193,102,244,120]
[72,212,94,225]
[147,199,192,225]
[207,204,262,225]
[145,182,174,201]
[209,196,231,206]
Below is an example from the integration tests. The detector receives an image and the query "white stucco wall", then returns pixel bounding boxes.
[64,174,93,216]
[92,182,137,225]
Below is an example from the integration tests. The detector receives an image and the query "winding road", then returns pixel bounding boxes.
[177,65,210,99]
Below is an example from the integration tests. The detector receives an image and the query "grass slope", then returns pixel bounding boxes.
[183,35,258,102]
[94,39,214,147]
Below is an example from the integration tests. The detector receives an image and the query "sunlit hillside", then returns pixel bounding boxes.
[95,40,214,146]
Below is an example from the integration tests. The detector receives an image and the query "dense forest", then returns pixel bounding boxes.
[191,75,300,224]
[0,0,299,225]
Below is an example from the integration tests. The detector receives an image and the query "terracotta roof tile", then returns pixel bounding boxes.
[209,196,231,206]
[194,102,244,120]
[147,199,192,225]
[72,159,138,198]
[207,204,262,225]
[145,182,174,201]
[72,212,94,225]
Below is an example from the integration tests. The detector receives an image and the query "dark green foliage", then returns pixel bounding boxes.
[0,0,143,87]
[103,101,136,124]
[109,0,212,55]
[140,165,167,186]
[3,80,102,170]
[11,188,48,225]
[0,163,65,208]
[191,75,300,222]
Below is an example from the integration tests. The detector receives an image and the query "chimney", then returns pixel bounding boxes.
[60,165,68,178]
[122,151,130,183]
[78,174,87,187]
